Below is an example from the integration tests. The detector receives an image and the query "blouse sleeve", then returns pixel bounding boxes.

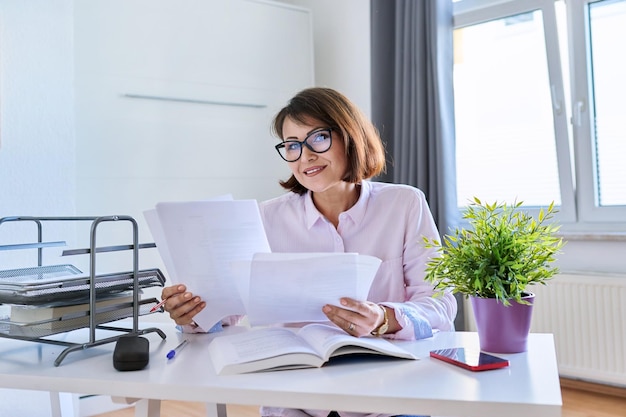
[383,190,457,340]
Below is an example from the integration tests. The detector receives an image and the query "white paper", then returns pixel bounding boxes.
[240,252,381,326]
[144,194,234,285]
[146,198,381,330]
[144,209,179,284]
[146,198,271,329]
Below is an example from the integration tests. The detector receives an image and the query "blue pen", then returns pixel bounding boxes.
[166,339,189,360]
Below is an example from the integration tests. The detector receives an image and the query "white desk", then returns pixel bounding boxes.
[0,323,562,417]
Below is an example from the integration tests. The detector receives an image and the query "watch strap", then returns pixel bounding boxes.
[371,304,389,336]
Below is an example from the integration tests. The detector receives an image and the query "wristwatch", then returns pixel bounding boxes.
[370,304,389,336]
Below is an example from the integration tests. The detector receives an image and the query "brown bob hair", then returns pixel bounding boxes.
[272,87,386,195]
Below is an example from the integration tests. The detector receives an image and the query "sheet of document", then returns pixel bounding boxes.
[144,209,179,285]
[144,194,234,287]
[234,252,381,326]
[145,198,271,329]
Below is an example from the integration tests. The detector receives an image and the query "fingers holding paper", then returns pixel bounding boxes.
[323,297,394,337]
[161,284,206,326]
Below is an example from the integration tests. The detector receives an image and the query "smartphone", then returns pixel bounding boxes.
[430,347,510,371]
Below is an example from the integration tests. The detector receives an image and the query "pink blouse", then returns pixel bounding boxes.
[258,180,457,340]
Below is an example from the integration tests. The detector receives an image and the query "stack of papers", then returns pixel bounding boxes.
[145,197,381,329]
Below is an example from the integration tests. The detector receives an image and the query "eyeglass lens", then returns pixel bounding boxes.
[276,129,332,162]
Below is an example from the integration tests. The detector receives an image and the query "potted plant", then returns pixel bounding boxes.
[423,197,564,353]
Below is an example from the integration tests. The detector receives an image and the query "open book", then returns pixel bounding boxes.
[208,323,418,375]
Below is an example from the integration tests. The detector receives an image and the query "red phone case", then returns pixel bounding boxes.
[430,348,510,371]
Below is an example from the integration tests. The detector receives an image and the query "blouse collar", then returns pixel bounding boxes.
[303,181,371,229]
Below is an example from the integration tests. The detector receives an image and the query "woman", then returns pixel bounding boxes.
[161,87,457,417]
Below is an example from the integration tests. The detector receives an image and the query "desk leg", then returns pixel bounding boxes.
[134,399,161,417]
[206,403,227,417]
[49,392,79,417]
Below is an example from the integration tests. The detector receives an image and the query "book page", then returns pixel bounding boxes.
[240,253,381,326]
[208,325,417,375]
[296,323,418,362]
[208,327,323,374]
[148,199,271,329]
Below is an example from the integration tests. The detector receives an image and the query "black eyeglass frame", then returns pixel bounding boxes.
[274,128,333,162]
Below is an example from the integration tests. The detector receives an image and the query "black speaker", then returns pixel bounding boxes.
[113,335,149,371]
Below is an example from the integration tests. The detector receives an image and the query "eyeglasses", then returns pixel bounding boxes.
[275,128,333,162]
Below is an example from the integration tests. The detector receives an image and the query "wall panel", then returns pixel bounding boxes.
[74,0,314,272]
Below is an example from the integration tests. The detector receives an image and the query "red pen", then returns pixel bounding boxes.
[150,298,168,313]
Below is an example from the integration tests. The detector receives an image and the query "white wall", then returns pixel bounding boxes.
[282,0,371,117]
[72,0,315,275]
[0,1,78,409]
[0,0,76,268]
[0,0,370,267]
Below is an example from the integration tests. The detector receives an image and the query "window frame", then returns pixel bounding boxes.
[453,0,626,232]
[567,0,626,224]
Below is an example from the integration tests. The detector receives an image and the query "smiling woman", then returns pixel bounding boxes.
[270,88,386,199]
[158,86,456,417]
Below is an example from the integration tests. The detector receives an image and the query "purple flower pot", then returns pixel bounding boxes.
[470,293,535,353]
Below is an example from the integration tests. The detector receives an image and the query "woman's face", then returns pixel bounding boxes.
[281,117,348,194]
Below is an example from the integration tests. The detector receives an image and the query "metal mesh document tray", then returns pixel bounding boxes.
[0,298,158,338]
[0,215,168,366]
[0,266,166,305]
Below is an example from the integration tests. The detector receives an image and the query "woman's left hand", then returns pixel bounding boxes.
[322,297,391,337]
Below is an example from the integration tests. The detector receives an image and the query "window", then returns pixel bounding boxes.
[588,1,625,207]
[452,0,626,230]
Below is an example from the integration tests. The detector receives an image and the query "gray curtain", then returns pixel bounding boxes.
[370,0,463,329]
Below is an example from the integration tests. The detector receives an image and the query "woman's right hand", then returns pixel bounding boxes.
[160,284,206,326]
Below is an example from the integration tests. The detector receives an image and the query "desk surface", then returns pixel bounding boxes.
[0,323,562,417]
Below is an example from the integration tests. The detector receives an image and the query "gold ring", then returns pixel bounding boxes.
[348,322,355,332]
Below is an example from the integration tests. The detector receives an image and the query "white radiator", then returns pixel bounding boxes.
[463,272,626,387]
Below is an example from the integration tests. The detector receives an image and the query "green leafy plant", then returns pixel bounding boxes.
[423,197,565,306]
